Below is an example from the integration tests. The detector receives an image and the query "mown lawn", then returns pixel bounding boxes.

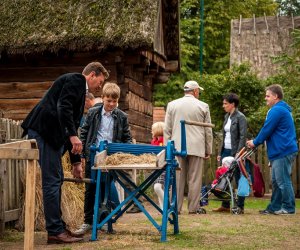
[1,197,299,250]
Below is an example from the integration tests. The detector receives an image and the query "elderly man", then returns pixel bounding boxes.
[164,80,213,214]
[247,84,298,215]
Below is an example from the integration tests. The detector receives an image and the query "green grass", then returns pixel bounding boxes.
[1,197,300,249]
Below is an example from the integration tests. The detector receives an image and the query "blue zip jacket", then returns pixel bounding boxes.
[253,100,298,160]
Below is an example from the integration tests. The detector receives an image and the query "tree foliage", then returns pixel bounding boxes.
[276,0,300,15]
[154,64,266,135]
[155,0,278,108]
[180,0,278,75]
[154,1,300,138]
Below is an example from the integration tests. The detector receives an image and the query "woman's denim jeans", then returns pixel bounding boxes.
[267,152,297,213]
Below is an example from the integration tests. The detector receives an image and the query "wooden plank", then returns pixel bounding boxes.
[15,160,21,208]
[1,112,29,121]
[263,146,270,193]
[292,159,297,194]
[126,110,153,128]
[24,160,36,250]
[127,79,152,101]
[185,120,215,128]
[93,163,159,170]
[0,148,39,160]
[129,124,152,144]
[165,60,179,72]
[156,149,166,168]
[8,160,12,209]
[94,150,107,167]
[153,72,170,83]
[4,208,21,222]
[0,82,52,99]
[0,140,37,149]
[140,51,166,69]
[127,92,153,115]
[0,160,6,236]
[0,99,39,112]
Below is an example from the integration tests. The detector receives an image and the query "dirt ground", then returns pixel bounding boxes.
[1,198,300,250]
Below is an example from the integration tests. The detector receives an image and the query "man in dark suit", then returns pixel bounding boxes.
[21,62,109,244]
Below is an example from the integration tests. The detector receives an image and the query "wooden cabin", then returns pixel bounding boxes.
[0,0,180,143]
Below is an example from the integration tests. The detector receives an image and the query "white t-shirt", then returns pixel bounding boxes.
[224,117,232,150]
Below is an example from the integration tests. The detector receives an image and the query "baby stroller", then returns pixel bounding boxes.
[198,147,256,215]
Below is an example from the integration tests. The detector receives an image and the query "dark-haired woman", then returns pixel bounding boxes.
[213,93,247,214]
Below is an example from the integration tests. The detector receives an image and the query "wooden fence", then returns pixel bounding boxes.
[0,118,25,231]
[0,139,38,250]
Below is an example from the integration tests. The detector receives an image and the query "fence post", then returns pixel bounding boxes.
[0,160,5,236]
[296,141,300,198]
[23,159,36,250]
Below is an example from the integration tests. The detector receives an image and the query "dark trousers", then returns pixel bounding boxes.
[221,149,246,209]
[84,162,120,224]
[28,129,65,236]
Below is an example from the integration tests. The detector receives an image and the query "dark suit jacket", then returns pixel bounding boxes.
[22,73,86,163]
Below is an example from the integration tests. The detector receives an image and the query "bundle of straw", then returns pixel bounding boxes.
[16,152,84,231]
[105,153,156,165]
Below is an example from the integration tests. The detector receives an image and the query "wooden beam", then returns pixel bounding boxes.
[165,60,179,72]
[154,72,170,83]
[4,208,21,222]
[0,140,37,149]
[0,160,6,237]
[0,148,39,160]
[0,99,40,112]
[185,120,215,128]
[156,149,166,168]
[94,150,107,167]
[93,163,159,170]
[0,82,52,99]
[140,51,166,69]
[24,159,36,250]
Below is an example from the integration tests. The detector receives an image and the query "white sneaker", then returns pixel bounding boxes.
[74,223,92,234]
[274,209,294,215]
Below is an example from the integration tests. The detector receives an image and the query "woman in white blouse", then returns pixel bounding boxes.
[213,93,247,214]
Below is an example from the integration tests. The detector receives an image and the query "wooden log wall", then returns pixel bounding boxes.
[230,15,300,79]
[122,62,156,143]
[0,49,164,143]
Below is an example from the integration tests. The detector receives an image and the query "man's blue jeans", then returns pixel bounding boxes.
[267,152,297,213]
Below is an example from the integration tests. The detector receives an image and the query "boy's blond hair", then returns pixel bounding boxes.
[152,122,164,137]
[102,82,120,99]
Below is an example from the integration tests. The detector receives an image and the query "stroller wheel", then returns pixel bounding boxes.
[231,206,242,215]
[196,208,207,214]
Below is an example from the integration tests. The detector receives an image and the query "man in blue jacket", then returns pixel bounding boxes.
[247,84,298,215]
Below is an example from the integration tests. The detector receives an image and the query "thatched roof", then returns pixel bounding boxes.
[0,0,164,55]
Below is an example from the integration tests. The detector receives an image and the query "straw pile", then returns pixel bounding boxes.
[105,153,157,165]
[16,152,84,231]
